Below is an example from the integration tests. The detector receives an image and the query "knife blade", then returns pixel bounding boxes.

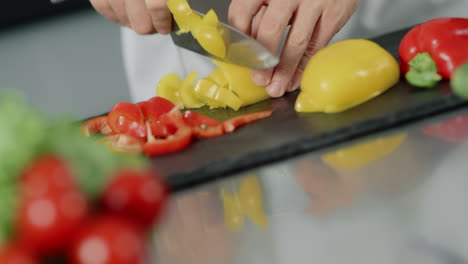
[170,10,279,69]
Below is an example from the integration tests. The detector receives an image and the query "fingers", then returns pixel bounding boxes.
[250,0,297,92]
[126,0,155,34]
[289,7,346,92]
[145,0,173,34]
[264,2,320,97]
[228,0,265,34]
[251,5,267,39]
[109,0,130,26]
[89,0,120,23]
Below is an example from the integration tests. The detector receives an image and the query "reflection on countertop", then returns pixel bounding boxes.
[150,108,468,264]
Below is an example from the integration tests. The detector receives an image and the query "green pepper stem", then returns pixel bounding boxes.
[405,52,442,88]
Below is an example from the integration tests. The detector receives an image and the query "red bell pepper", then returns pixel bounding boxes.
[100,134,146,153]
[223,111,272,133]
[80,116,114,137]
[137,97,176,138]
[183,111,224,138]
[399,17,468,88]
[421,114,468,143]
[143,108,192,156]
[107,102,146,138]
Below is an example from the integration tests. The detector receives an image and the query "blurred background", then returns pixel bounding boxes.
[0,0,130,119]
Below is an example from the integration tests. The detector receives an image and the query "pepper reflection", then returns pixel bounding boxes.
[221,175,268,231]
[294,132,436,216]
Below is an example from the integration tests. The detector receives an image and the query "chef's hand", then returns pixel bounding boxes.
[89,0,172,34]
[228,0,361,97]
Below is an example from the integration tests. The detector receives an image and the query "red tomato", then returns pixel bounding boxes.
[107,102,144,136]
[183,111,224,138]
[223,111,273,133]
[17,188,88,256]
[102,169,168,230]
[80,116,114,137]
[143,109,192,156]
[70,215,145,264]
[0,243,38,264]
[20,154,76,198]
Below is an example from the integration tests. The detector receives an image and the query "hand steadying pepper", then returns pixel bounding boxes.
[399,17,468,88]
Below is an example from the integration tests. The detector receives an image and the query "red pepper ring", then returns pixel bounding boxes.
[80,116,114,137]
[223,110,273,133]
[143,108,193,156]
[183,111,224,138]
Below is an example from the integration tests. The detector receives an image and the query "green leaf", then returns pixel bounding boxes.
[0,184,18,246]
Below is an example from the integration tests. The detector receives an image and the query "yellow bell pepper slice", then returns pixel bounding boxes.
[167,0,201,33]
[191,24,226,58]
[207,67,229,88]
[193,78,242,110]
[179,72,204,109]
[214,60,269,106]
[156,73,183,106]
[321,133,407,170]
[295,39,400,113]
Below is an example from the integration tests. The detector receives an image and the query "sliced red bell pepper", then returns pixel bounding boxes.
[143,108,192,156]
[399,17,468,87]
[137,97,175,121]
[107,102,145,138]
[183,111,224,138]
[421,114,468,143]
[100,134,146,153]
[137,98,176,138]
[80,116,114,137]
[223,111,272,133]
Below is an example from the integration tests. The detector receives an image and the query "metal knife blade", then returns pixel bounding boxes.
[170,10,279,69]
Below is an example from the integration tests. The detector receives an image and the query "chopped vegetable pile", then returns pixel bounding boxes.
[0,92,168,264]
[81,96,273,155]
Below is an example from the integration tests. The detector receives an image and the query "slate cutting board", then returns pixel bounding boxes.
[150,27,468,192]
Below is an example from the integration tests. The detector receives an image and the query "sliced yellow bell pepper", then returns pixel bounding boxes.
[193,78,242,110]
[168,0,226,58]
[321,133,407,170]
[295,39,400,113]
[156,73,183,106]
[179,72,204,109]
[214,60,269,106]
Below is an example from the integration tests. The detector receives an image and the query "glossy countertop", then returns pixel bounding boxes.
[150,106,468,264]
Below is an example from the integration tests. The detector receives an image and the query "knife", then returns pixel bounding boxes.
[170,10,279,69]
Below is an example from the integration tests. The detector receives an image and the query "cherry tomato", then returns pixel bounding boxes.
[107,102,144,136]
[0,243,38,264]
[102,169,168,230]
[70,215,145,264]
[17,188,88,256]
[80,116,114,137]
[223,111,273,133]
[20,154,76,198]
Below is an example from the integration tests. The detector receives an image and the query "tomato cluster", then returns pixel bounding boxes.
[82,97,273,156]
[0,155,168,264]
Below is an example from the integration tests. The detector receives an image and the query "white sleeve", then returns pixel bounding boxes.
[120,27,216,103]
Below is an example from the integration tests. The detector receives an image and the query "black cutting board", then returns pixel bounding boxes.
[151,27,468,192]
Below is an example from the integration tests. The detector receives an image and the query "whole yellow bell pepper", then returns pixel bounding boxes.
[295,39,400,113]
